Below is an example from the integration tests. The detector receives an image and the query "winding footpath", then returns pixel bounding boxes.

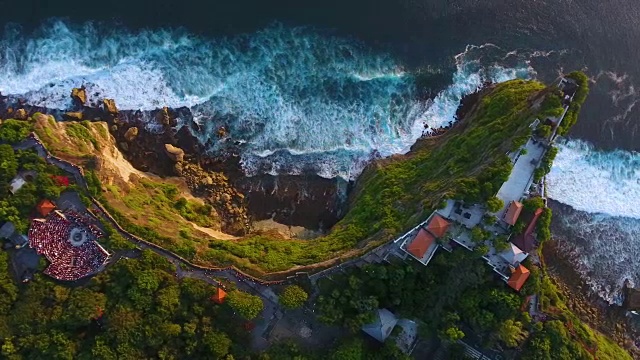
[14,134,283,306]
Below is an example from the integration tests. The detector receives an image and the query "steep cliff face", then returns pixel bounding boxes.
[31,115,238,242]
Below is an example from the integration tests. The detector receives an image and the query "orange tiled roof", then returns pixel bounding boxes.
[426,214,450,238]
[36,199,56,217]
[407,229,436,259]
[503,201,523,225]
[211,287,227,304]
[507,264,530,291]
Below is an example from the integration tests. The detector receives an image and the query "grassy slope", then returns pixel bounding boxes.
[536,273,632,359]
[208,79,547,274]
[33,116,226,259]
[30,79,548,275]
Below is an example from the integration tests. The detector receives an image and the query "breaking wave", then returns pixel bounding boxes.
[547,139,640,303]
[548,139,640,218]
[0,20,535,179]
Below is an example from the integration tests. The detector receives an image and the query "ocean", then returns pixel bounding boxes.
[0,0,638,302]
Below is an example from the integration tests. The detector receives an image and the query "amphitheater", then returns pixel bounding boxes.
[28,210,111,281]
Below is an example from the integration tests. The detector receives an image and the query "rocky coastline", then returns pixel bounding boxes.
[0,89,349,235]
[545,199,640,356]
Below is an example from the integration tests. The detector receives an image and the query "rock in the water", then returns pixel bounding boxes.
[156,106,171,126]
[14,108,27,120]
[64,111,84,121]
[124,127,139,142]
[624,287,640,311]
[71,87,87,106]
[119,142,129,152]
[217,126,227,138]
[103,99,118,114]
[164,143,185,162]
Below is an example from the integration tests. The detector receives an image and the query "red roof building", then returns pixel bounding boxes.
[36,199,56,217]
[512,208,544,252]
[426,214,450,238]
[503,201,523,226]
[406,229,436,259]
[507,265,530,291]
[211,287,227,304]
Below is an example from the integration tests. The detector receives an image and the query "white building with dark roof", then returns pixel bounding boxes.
[362,308,398,342]
[500,243,528,265]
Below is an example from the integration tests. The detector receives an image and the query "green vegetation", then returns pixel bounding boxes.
[0,119,33,144]
[226,290,264,320]
[535,124,552,139]
[23,79,566,276]
[260,337,410,360]
[557,71,590,136]
[316,249,632,359]
[533,146,558,183]
[65,122,99,149]
[207,79,555,273]
[537,208,552,243]
[522,271,632,360]
[486,196,504,213]
[317,250,526,346]
[0,248,252,359]
[279,285,309,309]
[0,146,66,233]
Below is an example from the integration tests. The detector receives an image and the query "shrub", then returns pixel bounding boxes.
[279,285,309,309]
[0,119,32,144]
[486,196,504,213]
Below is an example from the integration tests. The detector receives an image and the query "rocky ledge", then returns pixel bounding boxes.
[0,90,348,235]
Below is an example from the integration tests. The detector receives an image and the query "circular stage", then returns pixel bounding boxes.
[68,228,88,247]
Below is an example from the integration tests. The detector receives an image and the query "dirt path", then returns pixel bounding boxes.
[190,222,237,240]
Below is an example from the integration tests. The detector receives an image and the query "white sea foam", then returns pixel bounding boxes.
[547,139,640,303]
[547,139,640,218]
[550,202,640,304]
[0,20,533,179]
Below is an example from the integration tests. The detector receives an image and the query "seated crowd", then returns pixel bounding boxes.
[28,211,110,281]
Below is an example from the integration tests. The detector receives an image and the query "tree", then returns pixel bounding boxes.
[537,208,552,242]
[0,144,18,186]
[202,331,232,359]
[522,197,545,212]
[226,291,264,320]
[279,285,308,309]
[447,343,473,360]
[62,288,107,327]
[493,235,511,252]
[471,227,489,243]
[439,326,465,342]
[496,319,528,348]
[329,338,365,360]
[0,119,32,144]
[486,196,504,213]
[535,124,552,139]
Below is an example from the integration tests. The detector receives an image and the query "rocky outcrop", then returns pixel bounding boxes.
[71,87,87,106]
[164,144,185,162]
[181,163,249,235]
[33,113,51,123]
[14,108,27,120]
[124,127,139,142]
[103,99,118,114]
[156,106,176,126]
[64,111,83,121]
[624,285,640,311]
